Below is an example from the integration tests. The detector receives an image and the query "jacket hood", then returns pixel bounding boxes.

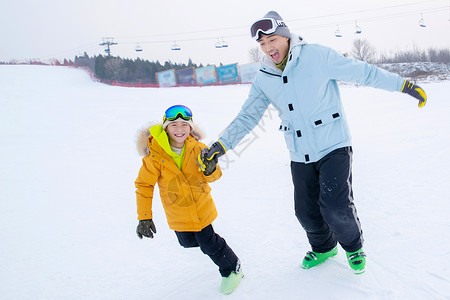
[136,122,205,156]
[261,33,306,72]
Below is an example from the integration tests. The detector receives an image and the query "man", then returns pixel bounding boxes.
[198,11,426,274]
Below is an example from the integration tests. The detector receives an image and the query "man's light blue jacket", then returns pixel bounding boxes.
[218,34,405,163]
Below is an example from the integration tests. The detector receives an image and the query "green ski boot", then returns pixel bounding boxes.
[301,246,338,269]
[220,269,244,295]
[346,248,366,274]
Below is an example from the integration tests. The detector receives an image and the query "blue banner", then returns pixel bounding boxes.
[216,64,240,84]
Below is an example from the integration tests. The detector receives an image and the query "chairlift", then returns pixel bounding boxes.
[215,39,223,49]
[354,21,362,34]
[419,13,426,27]
[221,38,228,48]
[335,25,342,37]
[171,41,181,51]
[135,44,143,52]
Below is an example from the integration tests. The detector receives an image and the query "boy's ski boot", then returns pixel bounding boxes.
[220,267,244,295]
[301,246,338,269]
[346,248,366,274]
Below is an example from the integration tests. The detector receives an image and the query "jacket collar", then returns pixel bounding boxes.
[149,131,198,174]
[136,122,204,157]
[150,125,183,159]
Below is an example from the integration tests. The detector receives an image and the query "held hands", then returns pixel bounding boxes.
[136,219,157,239]
[401,80,427,108]
[197,141,226,175]
[198,148,218,176]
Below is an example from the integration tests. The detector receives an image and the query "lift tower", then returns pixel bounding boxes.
[99,37,118,56]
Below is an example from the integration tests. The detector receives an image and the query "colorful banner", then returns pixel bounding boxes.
[195,65,217,86]
[156,69,176,87]
[176,67,196,86]
[216,64,240,84]
[239,62,261,84]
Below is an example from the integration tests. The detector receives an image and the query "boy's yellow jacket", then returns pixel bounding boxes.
[135,124,222,232]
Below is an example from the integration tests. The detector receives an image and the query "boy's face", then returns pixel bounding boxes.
[258,34,290,64]
[165,121,192,147]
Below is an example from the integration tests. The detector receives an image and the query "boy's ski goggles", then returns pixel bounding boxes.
[163,105,193,122]
[250,18,286,40]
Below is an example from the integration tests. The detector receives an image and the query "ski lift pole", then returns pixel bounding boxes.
[99,37,118,56]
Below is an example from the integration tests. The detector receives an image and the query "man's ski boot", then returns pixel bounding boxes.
[301,246,338,269]
[220,267,244,295]
[346,248,366,274]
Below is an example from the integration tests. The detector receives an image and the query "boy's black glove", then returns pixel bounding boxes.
[197,142,226,174]
[199,148,218,176]
[401,80,427,108]
[136,219,157,239]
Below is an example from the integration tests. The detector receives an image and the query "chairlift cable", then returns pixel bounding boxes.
[114,1,446,41]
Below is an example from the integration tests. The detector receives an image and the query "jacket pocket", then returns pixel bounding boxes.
[310,107,348,152]
[278,120,295,152]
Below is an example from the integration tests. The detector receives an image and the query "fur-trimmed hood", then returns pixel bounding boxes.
[136,122,205,157]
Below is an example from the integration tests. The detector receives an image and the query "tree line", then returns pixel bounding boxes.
[350,39,450,64]
[74,53,206,84]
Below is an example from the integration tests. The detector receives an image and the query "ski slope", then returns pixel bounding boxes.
[1,65,449,299]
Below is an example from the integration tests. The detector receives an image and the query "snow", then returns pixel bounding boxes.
[1,65,450,299]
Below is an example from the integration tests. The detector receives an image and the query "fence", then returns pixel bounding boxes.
[2,61,261,88]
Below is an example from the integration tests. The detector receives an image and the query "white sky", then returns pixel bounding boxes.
[1,0,449,65]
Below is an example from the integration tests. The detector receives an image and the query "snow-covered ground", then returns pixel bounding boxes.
[1,65,449,300]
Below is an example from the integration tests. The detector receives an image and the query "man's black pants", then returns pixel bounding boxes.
[291,147,363,253]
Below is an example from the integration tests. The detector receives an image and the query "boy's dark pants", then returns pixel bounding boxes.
[175,224,239,277]
[291,147,363,253]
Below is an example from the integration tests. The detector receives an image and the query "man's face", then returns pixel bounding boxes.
[258,34,290,64]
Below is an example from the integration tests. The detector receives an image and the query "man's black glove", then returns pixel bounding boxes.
[401,80,427,108]
[197,141,226,173]
[136,219,157,239]
[204,141,227,160]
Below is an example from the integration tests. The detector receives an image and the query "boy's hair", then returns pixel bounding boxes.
[162,117,194,131]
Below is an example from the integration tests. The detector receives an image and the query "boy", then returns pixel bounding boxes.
[135,105,243,294]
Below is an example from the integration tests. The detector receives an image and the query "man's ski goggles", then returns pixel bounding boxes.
[163,105,193,122]
[250,18,286,40]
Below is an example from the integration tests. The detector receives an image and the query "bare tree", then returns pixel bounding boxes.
[105,58,124,81]
[249,46,264,63]
[351,38,376,63]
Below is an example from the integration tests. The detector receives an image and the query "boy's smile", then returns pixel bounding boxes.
[173,132,186,138]
[165,121,192,148]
